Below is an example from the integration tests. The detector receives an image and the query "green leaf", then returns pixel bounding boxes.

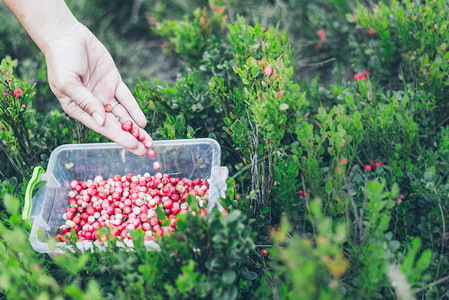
[222,270,236,285]
[229,24,238,35]
[345,95,356,110]
[32,180,47,198]
[250,65,259,78]
[187,194,199,212]
[4,194,19,215]
[390,183,399,198]
[156,205,166,220]
[242,270,257,281]
[279,103,289,110]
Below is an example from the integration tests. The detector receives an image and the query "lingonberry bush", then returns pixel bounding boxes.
[2,0,449,299]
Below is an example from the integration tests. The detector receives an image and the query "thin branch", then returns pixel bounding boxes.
[415,275,449,294]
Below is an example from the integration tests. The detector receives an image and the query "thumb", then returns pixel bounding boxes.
[67,85,106,127]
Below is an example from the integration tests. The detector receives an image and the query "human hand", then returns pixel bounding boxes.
[44,22,152,157]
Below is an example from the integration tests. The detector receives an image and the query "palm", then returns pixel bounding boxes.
[44,23,150,156]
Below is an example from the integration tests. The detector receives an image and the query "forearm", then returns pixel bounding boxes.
[3,0,79,55]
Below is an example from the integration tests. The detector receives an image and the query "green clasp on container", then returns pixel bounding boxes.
[22,166,45,229]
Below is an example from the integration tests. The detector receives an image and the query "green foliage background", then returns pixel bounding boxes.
[1,0,449,299]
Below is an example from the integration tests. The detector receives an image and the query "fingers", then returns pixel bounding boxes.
[115,81,147,128]
[64,102,149,157]
[65,84,106,127]
[100,113,149,157]
[110,102,154,146]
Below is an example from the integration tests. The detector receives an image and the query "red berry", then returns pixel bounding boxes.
[73,216,81,224]
[144,140,153,149]
[171,206,180,214]
[104,104,112,112]
[121,120,133,131]
[153,161,161,170]
[149,217,159,226]
[123,206,132,215]
[261,248,268,256]
[374,162,383,168]
[70,180,79,189]
[364,165,372,171]
[163,199,173,209]
[66,211,75,220]
[147,149,156,158]
[317,29,325,38]
[142,222,151,231]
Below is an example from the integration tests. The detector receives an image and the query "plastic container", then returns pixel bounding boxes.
[23,138,228,255]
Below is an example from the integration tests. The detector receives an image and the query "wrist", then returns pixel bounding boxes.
[39,14,81,56]
[4,0,80,55]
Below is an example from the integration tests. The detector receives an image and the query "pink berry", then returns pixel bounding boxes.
[104,104,112,112]
[70,180,79,189]
[138,132,145,142]
[153,161,161,170]
[261,248,268,256]
[317,29,325,38]
[142,222,151,231]
[374,162,383,168]
[364,165,372,171]
[144,140,153,149]
[121,120,133,131]
[147,149,156,158]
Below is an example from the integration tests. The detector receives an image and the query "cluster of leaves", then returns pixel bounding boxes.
[0,57,104,182]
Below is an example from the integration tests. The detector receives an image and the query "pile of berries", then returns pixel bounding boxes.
[55,173,210,243]
[298,190,311,199]
[364,160,383,171]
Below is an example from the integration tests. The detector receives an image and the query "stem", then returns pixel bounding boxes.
[415,275,449,294]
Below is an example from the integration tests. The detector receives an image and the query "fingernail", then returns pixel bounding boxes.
[93,112,104,127]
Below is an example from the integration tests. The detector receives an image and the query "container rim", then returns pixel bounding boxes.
[46,138,222,173]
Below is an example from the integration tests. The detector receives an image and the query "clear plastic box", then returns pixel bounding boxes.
[23,138,228,255]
